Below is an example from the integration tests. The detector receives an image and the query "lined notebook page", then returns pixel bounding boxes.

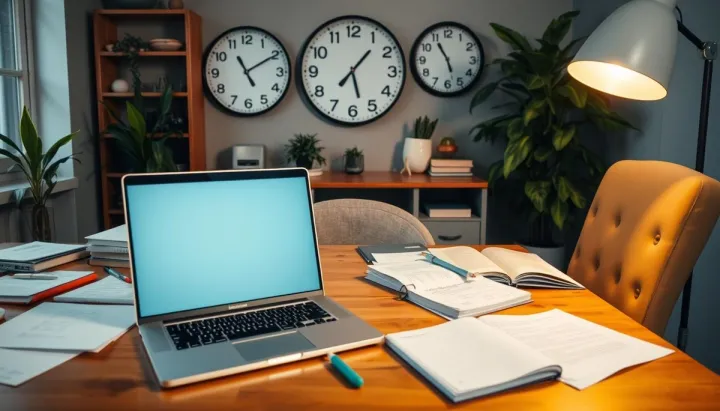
[412,277,530,313]
[369,261,465,291]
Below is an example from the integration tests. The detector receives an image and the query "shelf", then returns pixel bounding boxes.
[419,213,481,222]
[102,133,189,139]
[100,51,186,57]
[310,171,488,189]
[96,9,188,16]
[101,92,188,98]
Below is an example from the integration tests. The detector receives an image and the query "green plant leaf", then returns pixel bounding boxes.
[558,36,586,63]
[490,23,532,51]
[490,102,518,110]
[42,131,77,169]
[0,148,32,182]
[522,51,555,75]
[591,111,639,132]
[556,176,572,201]
[20,107,42,180]
[12,188,27,208]
[556,83,587,108]
[501,82,530,94]
[534,146,553,161]
[586,92,610,115]
[551,197,569,229]
[503,135,533,177]
[523,99,545,126]
[159,85,173,117]
[569,185,588,208]
[488,160,503,186]
[526,75,545,90]
[506,118,524,140]
[552,125,576,150]
[126,101,147,142]
[542,10,579,45]
[0,132,30,165]
[525,180,551,212]
[469,82,498,113]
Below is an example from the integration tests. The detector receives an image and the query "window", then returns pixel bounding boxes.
[0,0,32,171]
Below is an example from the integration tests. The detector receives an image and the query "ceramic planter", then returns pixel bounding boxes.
[402,138,432,173]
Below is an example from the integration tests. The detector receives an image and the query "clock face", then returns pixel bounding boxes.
[299,16,406,126]
[410,22,484,97]
[203,26,291,116]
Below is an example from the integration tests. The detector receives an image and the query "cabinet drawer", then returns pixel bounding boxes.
[422,220,481,245]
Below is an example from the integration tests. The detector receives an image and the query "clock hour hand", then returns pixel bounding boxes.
[437,43,453,73]
[236,56,256,87]
[338,50,372,87]
[247,53,279,72]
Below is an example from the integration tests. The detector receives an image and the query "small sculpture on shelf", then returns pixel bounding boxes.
[344,147,364,175]
[436,137,458,158]
[285,133,326,171]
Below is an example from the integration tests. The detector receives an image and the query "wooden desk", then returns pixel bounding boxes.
[1,245,719,410]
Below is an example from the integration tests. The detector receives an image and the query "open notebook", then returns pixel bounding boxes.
[386,309,674,402]
[366,261,531,319]
[431,247,583,289]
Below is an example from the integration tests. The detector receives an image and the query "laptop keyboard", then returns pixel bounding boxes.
[165,301,336,351]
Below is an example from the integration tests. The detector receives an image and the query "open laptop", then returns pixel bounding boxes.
[121,168,384,388]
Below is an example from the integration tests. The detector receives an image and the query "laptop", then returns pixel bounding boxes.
[121,168,384,388]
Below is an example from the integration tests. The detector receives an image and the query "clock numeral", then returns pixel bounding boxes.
[271,83,280,92]
[330,99,339,111]
[211,68,220,78]
[261,94,268,105]
[214,51,227,62]
[311,46,328,59]
[381,85,391,97]
[241,34,253,45]
[431,33,439,42]
[309,65,319,78]
[261,38,265,48]
[367,99,377,112]
[421,43,431,52]
[244,98,253,109]
[346,25,361,38]
[330,31,340,44]
[348,105,358,118]
[382,46,392,59]
[466,69,472,76]
[418,56,426,65]
[387,65,398,78]
[444,80,451,89]
[466,42,474,51]
[459,33,463,41]
[314,85,324,97]
[231,95,238,105]
[276,67,285,77]
[371,31,375,44]
[216,84,225,94]
[432,77,439,86]
[469,56,478,65]
[457,77,465,87]
[271,50,280,59]
[422,68,429,77]
[444,28,453,39]
[228,39,237,49]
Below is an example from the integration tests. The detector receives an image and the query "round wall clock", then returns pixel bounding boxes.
[410,22,484,97]
[203,26,291,116]
[298,15,406,126]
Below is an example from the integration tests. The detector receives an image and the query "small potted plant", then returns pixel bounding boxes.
[403,116,437,173]
[344,147,364,175]
[285,133,326,170]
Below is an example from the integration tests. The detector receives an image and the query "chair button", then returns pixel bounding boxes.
[634,286,641,299]
[615,268,622,284]
[653,234,661,245]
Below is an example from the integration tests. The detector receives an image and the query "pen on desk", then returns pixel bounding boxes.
[328,353,364,388]
[422,252,476,279]
[103,267,132,284]
[12,273,58,280]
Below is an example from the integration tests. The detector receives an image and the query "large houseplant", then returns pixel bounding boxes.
[470,11,637,265]
[0,107,78,241]
[285,134,326,169]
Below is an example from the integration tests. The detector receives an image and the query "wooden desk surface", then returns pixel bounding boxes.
[310,171,488,189]
[1,245,718,411]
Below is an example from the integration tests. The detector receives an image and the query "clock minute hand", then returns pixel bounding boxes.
[437,43,453,73]
[338,50,372,87]
[236,56,256,87]
[351,72,360,99]
[247,53,279,72]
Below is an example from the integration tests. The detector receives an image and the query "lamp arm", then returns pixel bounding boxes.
[677,21,717,61]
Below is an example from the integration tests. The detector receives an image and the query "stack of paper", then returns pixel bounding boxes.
[54,276,134,305]
[0,242,89,273]
[85,225,129,268]
[0,302,135,386]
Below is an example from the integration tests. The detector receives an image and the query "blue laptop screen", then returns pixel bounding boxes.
[125,175,322,318]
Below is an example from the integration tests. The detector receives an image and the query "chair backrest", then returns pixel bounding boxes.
[568,160,720,335]
[313,199,435,246]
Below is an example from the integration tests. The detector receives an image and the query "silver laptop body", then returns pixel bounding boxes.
[122,168,383,388]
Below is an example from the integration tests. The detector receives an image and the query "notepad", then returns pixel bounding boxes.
[366,260,531,319]
[0,348,79,387]
[0,271,97,304]
[55,276,134,305]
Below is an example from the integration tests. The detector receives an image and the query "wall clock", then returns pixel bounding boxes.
[410,22,484,97]
[298,15,406,126]
[203,26,291,116]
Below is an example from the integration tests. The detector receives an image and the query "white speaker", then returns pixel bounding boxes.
[232,145,265,169]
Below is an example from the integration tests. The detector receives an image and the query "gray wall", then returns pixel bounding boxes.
[574,0,720,373]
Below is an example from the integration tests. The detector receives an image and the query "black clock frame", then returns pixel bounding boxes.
[202,26,292,117]
[296,15,406,127]
[410,21,485,97]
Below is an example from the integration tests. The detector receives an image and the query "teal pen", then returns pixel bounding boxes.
[422,252,476,279]
[328,353,364,388]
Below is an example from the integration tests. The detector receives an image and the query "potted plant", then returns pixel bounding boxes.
[0,107,78,241]
[103,85,178,172]
[344,146,364,175]
[403,116,437,173]
[285,133,326,170]
[112,33,148,92]
[469,11,637,268]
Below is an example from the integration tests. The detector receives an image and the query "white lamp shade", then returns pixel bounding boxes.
[568,0,679,100]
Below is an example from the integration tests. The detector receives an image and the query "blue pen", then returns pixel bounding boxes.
[422,252,476,279]
[328,353,364,388]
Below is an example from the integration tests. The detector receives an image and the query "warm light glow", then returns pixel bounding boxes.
[568,60,668,101]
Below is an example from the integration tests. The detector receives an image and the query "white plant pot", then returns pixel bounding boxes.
[111,79,130,93]
[521,243,566,270]
[403,138,432,173]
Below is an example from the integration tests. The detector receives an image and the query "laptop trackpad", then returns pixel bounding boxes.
[233,332,316,363]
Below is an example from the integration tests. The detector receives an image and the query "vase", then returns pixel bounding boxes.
[111,79,130,93]
[32,204,51,242]
[296,157,313,170]
[344,155,364,174]
[402,138,432,173]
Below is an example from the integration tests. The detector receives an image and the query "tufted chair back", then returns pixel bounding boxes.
[568,160,720,335]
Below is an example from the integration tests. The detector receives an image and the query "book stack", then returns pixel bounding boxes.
[428,159,473,176]
[85,225,129,268]
[423,204,472,218]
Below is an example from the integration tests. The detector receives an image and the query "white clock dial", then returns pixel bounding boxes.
[203,27,291,116]
[299,16,406,126]
[411,22,484,96]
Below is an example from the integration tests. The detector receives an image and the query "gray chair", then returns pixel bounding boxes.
[313,199,435,245]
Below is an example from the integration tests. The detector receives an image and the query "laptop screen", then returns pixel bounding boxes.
[124,172,322,319]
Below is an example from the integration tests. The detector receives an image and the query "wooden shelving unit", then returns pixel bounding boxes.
[93,9,206,228]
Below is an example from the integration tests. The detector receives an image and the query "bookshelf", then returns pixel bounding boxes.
[93,9,206,228]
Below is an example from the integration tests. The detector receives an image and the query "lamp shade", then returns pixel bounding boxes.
[568,0,678,100]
